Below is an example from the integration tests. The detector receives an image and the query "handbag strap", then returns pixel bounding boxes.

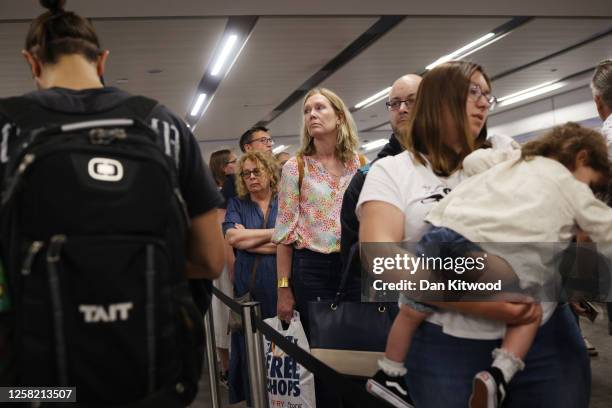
[332,242,359,305]
[248,195,275,292]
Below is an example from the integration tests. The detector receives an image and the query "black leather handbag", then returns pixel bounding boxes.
[308,244,397,376]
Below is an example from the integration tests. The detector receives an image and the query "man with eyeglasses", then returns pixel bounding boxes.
[386,74,423,140]
[239,126,274,154]
[221,126,275,208]
[339,74,422,296]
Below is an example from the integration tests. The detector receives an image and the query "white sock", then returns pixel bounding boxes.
[491,348,525,383]
[378,356,407,377]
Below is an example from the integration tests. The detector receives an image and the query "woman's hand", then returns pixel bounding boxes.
[277,287,295,322]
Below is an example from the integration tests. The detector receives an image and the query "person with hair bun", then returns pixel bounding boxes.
[0,1,224,405]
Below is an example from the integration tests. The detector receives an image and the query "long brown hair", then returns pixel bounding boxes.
[209,149,232,187]
[399,61,491,176]
[26,0,102,64]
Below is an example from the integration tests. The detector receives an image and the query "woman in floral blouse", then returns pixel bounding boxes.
[273,88,363,335]
[272,87,363,407]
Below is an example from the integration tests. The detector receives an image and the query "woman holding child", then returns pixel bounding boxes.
[358,61,591,408]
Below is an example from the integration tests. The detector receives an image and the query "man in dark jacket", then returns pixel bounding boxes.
[339,74,422,299]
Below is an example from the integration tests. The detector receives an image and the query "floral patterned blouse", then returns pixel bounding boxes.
[272,153,362,253]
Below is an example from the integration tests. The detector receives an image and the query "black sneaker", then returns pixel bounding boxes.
[366,370,415,408]
[469,367,507,408]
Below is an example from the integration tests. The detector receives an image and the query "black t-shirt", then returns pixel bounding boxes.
[0,87,223,216]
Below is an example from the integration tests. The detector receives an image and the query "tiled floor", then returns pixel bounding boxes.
[193,305,612,407]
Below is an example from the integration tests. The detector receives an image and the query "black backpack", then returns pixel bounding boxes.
[0,96,204,406]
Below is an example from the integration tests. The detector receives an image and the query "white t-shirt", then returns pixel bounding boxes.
[357,151,505,339]
[356,151,464,243]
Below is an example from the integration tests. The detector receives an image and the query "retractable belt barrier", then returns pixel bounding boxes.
[211,286,391,408]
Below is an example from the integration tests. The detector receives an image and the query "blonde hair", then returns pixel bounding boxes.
[234,151,279,198]
[398,61,491,176]
[298,88,359,163]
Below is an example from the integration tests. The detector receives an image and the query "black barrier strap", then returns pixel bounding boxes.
[211,286,392,407]
[212,285,242,314]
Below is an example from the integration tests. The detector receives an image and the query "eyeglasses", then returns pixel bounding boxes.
[248,136,274,145]
[240,168,263,179]
[468,84,497,111]
[225,158,237,165]
[385,98,416,111]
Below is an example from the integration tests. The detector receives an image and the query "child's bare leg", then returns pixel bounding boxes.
[493,303,543,383]
[379,303,430,376]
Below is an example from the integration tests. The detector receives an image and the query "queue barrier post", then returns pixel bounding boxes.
[242,301,269,408]
[203,308,223,408]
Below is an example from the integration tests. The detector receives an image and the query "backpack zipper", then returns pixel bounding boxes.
[21,241,44,276]
[2,154,35,206]
[46,234,69,386]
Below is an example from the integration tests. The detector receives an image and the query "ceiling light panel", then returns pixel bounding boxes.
[186,16,258,127]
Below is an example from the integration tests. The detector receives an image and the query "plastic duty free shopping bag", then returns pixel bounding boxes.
[263,312,316,408]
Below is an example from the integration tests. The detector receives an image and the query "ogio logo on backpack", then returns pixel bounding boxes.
[88,157,124,182]
[79,302,133,323]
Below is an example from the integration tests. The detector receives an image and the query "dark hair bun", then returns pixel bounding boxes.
[40,0,66,12]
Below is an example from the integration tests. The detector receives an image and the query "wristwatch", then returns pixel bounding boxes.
[277,277,290,288]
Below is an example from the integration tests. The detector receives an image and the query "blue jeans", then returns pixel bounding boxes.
[291,249,342,407]
[291,249,341,339]
[405,304,590,408]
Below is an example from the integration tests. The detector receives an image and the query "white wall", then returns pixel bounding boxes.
[200,85,606,162]
[488,85,603,143]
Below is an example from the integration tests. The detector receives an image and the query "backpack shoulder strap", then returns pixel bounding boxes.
[0,97,45,130]
[0,95,160,131]
[119,95,159,124]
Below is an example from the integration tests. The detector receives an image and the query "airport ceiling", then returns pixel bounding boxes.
[0,0,611,155]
